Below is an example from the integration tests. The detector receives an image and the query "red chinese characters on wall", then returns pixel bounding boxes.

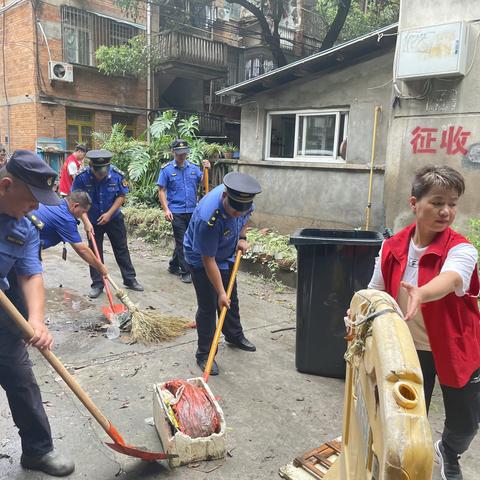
[410,126,471,155]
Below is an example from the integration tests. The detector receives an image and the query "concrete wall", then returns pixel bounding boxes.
[238,49,394,232]
[385,0,480,232]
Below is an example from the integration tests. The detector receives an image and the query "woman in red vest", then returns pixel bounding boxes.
[369,165,479,480]
[59,144,86,196]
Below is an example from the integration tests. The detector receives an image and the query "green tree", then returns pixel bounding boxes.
[112,0,356,68]
[317,0,399,44]
[99,0,398,76]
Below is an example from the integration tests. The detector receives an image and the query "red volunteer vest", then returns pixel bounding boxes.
[381,223,480,388]
[59,154,82,195]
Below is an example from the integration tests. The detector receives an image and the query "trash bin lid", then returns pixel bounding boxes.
[290,228,383,246]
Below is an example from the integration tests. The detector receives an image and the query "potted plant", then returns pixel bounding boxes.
[223,143,238,159]
[203,143,224,161]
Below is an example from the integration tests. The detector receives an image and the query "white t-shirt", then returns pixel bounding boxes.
[67,161,79,176]
[368,240,478,351]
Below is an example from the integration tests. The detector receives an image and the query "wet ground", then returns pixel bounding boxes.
[0,237,478,479]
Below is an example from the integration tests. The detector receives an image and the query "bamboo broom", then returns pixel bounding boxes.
[106,275,191,344]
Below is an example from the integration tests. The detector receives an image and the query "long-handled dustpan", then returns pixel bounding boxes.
[203,250,242,382]
[88,232,127,322]
[0,289,177,461]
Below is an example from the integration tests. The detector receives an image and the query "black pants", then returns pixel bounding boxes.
[0,273,53,456]
[189,265,244,359]
[88,213,136,289]
[169,213,192,275]
[418,350,480,457]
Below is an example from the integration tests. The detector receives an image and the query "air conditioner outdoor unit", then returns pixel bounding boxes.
[48,61,74,82]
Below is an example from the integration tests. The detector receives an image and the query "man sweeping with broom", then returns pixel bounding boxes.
[183,172,262,375]
[0,151,74,476]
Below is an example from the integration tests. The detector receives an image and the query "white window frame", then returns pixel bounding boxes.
[265,109,349,163]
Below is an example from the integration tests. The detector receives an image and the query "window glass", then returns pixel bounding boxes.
[298,115,335,156]
[269,114,295,158]
[267,110,348,161]
[66,109,94,150]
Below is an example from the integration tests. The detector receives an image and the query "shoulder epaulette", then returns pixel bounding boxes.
[77,166,89,175]
[207,209,220,227]
[111,165,125,176]
[26,213,44,230]
[160,161,171,170]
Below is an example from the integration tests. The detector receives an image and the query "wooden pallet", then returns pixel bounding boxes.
[292,439,342,479]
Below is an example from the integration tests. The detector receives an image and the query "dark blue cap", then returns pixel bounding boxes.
[223,172,261,212]
[6,150,60,206]
[170,139,190,155]
[86,149,113,167]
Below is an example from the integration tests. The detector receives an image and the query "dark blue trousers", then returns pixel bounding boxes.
[0,272,53,456]
[88,212,137,289]
[189,265,244,359]
[169,213,192,275]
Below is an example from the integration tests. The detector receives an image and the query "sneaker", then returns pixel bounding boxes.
[168,267,180,275]
[435,440,463,480]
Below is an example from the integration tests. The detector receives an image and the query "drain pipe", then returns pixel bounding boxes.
[365,105,381,230]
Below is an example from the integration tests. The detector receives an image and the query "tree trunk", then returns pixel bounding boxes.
[320,0,352,51]
[230,0,288,67]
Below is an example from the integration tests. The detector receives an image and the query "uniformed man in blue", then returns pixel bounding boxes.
[31,191,108,277]
[184,171,262,375]
[72,150,143,298]
[0,150,75,476]
[157,139,210,284]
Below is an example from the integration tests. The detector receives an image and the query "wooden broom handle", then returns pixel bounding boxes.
[88,232,116,313]
[203,250,242,382]
[0,289,114,435]
[203,166,209,194]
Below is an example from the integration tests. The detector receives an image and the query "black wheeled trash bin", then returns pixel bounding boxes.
[290,229,383,378]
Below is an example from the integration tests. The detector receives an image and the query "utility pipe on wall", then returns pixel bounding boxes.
[146,0,151,142]
[365,105,381,230]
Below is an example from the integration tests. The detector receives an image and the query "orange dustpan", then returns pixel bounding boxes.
[0,290,177,461]
[89,232,127,322]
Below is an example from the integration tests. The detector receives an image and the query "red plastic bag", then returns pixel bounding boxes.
[164,380,220,438]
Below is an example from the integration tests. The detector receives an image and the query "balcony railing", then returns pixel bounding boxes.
[156,31,226,69]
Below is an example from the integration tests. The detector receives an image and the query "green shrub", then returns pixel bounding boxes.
[122,205,297,274]
[467,219,480,259]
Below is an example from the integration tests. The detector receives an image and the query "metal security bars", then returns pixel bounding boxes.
[61,6,140,67]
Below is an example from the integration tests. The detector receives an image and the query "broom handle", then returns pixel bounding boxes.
[0,289,117,438]
[88,232,116,313]
[203,166,209,194]
[203,250,242,382]
[106,274,121,292]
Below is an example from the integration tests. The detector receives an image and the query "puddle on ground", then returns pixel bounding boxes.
[46,287,92,313]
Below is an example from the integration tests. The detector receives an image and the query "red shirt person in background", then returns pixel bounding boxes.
[58,144,86,196]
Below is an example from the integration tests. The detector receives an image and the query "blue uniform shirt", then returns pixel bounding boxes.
[156,160,203,214]
[0,214,43,291]
[183,185,253,269]
[32,200,82,249]
[72,166,128,225]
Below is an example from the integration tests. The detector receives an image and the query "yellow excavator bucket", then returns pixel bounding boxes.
[325,289,433,480]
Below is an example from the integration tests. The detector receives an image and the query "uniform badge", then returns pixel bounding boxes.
[223,229,231,236]
[122,179,128,187]
[171,173,177,177]
[6,235,25,246]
